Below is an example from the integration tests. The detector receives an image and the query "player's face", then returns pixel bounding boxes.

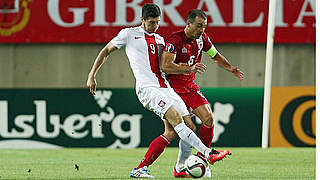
[142,16,161,33]
[188,16,207,39]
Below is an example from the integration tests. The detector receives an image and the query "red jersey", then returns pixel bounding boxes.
[164,30,213,94]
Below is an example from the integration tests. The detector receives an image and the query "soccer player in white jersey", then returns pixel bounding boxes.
[87,4,230,178]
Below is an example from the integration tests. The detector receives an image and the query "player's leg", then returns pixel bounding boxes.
[191,92,231,165]
[174,90,212,174]
[177,116,196,167]
[131,120,176,178]
[131,87,219,178]
[164,106,212,159]
[184,90,214,149]
[193,96,231,158]
[174,115,196,177]
[193,104,214,148]
[135,120,176,169]
[131,87,175,178]
[165,106,227,163]
[192,104,214,178]
[165,88,229,164]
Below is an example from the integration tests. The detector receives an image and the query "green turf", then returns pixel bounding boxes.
[0,147,315,179]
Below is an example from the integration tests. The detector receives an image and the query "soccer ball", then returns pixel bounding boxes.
[184,154,208,178]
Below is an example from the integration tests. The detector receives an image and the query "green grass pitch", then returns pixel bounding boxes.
[0,147,315,179]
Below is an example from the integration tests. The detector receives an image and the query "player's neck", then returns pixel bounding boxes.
[141,24,153,34]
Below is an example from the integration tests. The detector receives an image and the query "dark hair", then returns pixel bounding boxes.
[142,3,161,20]
[186,9,207,23]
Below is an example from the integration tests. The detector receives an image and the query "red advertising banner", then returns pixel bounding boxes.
[0,0,315,43]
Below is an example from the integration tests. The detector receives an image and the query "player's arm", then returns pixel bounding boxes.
[87,42,118,95]
[161,51,206,74]
[207,46,244,80]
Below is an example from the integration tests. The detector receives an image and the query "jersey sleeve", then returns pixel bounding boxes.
[164,34,180,54]
[156,35,165,57]
[203,33,219,58]
[110,28,128,49]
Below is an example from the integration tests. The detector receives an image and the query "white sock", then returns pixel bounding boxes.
[176,139,192,171]
[175,163,185,173]
[174,122,211,158]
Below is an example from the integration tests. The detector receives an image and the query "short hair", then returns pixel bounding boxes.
[186,9,207,23]
[142,4,161,20]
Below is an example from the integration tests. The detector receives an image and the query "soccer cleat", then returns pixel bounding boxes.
[130,166,154,178]
[173,168,190,178]
[203,166,212,178]
[207,149,231,165]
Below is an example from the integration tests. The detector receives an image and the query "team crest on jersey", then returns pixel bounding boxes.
[182,47,187,53]
[158,100,166,108]
[0,0,32,36]
[165,43,175,53]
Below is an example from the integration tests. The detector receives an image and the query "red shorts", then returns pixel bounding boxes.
[178,90,208,111]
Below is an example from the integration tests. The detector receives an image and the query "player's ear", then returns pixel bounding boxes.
[186,20,191,28]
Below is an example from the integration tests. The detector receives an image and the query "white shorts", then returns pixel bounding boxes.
[137,87,189,120]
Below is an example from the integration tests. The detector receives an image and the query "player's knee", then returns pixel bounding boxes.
[202,113,214,127]
[171,111,182,124]
[165,107,183,126]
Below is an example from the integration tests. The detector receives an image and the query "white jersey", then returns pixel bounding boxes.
[111,26,170,92]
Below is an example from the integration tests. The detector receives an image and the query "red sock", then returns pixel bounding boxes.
[136,135,169,169]
[199,124,214,147]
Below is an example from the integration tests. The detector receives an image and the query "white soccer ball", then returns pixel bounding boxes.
[184,154,208,178]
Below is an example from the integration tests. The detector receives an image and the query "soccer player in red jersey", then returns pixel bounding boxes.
[162,9,244,178]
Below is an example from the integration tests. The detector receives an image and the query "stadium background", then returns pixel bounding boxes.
[0,0,315,148]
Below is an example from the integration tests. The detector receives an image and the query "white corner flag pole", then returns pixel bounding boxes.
[262,0,276,149]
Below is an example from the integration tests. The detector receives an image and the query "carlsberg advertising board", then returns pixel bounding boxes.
[0,88,263,148]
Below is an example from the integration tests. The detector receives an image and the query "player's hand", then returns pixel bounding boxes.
[87,76,97,95]
[231,66,244,80]
[191,63,207,74]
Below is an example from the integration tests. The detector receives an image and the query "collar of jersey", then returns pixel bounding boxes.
[139,26,155,36]
[182,30,196,43]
